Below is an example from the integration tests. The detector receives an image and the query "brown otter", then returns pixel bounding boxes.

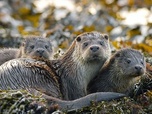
[0,36,53,65]
[0,32,124,109]
[88,48,146,95]
[0,32,125,111]
[0,31,111,99]
[54,31,112,100]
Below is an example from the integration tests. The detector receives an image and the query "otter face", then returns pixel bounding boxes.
[114,49,146,77]
[74,32,111,62]
[23,37,53,59]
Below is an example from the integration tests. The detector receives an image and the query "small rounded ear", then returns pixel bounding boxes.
[104,34,109,40]
[21,41,25,47]
[48,39,53,46]
[110,58,115,64]
[76,36,81,42]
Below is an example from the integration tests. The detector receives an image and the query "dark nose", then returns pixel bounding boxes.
[135,65,142,72]
[36,49,44,55]
[90,46,99,52]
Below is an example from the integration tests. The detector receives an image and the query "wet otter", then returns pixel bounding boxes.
[88,48,146,95]
[0,36,53,65]
[0,32,125,111]
[20,36,53,60]
[0,31,111,99]
[55,31,112,100]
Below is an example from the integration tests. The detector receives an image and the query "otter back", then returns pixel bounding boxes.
[88,48,146,95]
[0,58,125,111]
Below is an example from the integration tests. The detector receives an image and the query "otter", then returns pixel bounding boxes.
[88,48,146,95]
[0,32,125,111]
[20,36,53,60]
[54,31,112,100]
[0,31,112,99]
[0,36,53,65]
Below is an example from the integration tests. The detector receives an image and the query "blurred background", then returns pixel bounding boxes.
[0,1,152,113]
[0,0,152,55]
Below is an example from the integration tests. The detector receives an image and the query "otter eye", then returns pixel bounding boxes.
[30,45,34,49]
[45,45,49,49]
[104,34,109,40]
[76,36,81,42]
[141,61,144,65]
[83,42,88,47]
[126,59,131,64]
[100,41,104,46]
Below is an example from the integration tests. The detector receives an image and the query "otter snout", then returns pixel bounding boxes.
[134,65,144,75]
[90,46,99,52]
[35,49,47,58]
[36,49,44,55]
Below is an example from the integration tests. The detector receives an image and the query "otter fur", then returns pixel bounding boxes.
[0,31,111,99]
[88,48,146,95]
[0,48,20,65]
[0,32,125,111]
[54,31,111,100]
[0,36,53,65]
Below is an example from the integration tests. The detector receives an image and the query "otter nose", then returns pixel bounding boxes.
[134,65,142,72]
[90,46,99,52]
[36,49,44,55]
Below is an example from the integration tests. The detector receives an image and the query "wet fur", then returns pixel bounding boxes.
[0,32,111,100]
[0,32,126,111]
[52,31,111,100]
[88,48,146,95]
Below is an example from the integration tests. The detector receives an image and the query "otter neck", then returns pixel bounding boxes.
[55,46,104,100]
[102,61,132,93]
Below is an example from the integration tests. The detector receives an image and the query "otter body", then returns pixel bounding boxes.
[0,36,53,65]
[88,48,146,95]
[0,32,125,111]
[0,32,111,99]
[53,31,111,100]
[0,48,20,65]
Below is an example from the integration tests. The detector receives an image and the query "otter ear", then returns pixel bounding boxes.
[21,39,26,46]
[110,58,115,63]
[103,34,109,40]
[22,42,25,46]
[76,36,81,42]
[22,37,29,47]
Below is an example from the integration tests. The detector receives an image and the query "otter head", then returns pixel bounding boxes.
[21,36,53,60]
[110,48,146,77]
[73,31,111,64]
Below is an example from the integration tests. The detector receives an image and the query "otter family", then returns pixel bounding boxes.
[0,32,146,111]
